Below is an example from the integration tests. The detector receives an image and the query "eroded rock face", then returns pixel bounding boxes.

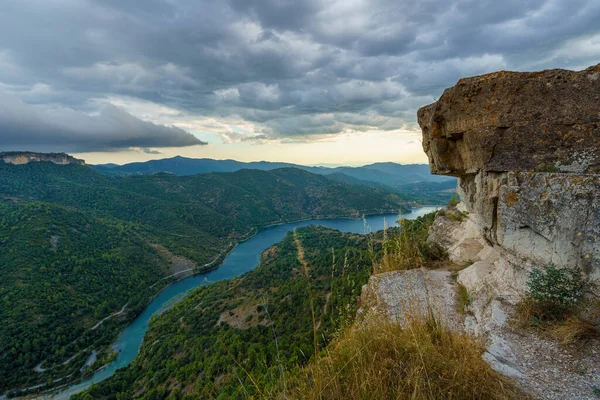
[418,64,600,176]
[0,151,85,166]
[419,64,600,315]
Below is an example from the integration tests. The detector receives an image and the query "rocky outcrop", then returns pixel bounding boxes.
[418,64,600,176]
[356,64,600,400]
[0,151,85,166]
[419,64,600,310]
[358,268,463,332]
[415,64,600,398]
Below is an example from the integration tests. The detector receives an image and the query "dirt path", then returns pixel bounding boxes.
[293,230,318,352]
[91,302,128,330]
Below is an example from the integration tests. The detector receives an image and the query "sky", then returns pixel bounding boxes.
[1,0,599,166]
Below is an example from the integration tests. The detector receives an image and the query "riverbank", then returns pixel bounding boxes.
[9,207,439,399]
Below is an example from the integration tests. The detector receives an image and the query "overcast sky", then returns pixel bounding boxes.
[1,0,599,165]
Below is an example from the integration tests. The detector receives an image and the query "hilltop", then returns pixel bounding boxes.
[92,157,457,205]
[93,157,453,184]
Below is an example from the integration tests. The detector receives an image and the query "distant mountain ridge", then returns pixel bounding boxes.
[93,156,454,188]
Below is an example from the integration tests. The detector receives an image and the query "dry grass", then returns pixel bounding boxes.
[514,298,549,328]
[377,213,445,274]
[515,300,599,345]
[550,316,599,345]
[288,313,523,400]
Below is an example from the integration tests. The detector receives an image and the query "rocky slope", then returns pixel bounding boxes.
[360,64,600,399]
[426,64,600,399]
[1,151,85,165]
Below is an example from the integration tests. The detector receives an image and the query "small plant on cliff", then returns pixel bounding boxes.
[448,193,460,207]
[456,283,472,314]
[521,265,585,322]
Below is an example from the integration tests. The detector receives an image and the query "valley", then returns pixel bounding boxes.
[47,208,438,399]
[2,3,599,398]
[0,157,446,397]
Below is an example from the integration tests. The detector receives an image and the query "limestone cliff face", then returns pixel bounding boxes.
[419,65,600,312]
[1,152,85,166]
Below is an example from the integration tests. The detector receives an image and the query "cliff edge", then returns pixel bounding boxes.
[359,63,600,400]
[415,64,600,399]
[419,64,600,307]
[1,151,85,166]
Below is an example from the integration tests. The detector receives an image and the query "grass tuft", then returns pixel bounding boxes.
[377,211,445,273]
[515,300,599,345]
[550,316,599,345]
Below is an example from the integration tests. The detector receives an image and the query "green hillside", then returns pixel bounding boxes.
[0,161,406,393]
[73,226,377,399]
[0,201,166,392]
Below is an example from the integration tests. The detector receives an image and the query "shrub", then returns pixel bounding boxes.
[448,193,460,207]
[527,266,585,312]
[523,265,585,321]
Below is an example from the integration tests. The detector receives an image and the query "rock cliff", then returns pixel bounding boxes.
[419,64,600,309]
[359,64,600,399]
[0,151,85,166]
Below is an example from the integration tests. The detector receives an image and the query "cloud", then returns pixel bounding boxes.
[0,0,599,149]
[0,91,206,152]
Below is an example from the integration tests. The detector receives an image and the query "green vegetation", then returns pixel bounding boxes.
[74,226,378,399]
[456,283,472,314]
[516,265,597,345]
[0,201,166,393]
[75,209,520,400]
[0,163,407,264]
[437,207,468,222]
[0,161,407,393]
[73,210,517,400]
[522,265,586,322]
[287,212,520,400]
[448,192,460,207]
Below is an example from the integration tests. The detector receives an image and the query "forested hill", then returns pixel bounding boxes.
[73,226,377,399]
[93,157,453,186]
[0,160,406,394]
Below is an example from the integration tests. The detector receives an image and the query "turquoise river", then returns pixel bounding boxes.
[49,206,439,399]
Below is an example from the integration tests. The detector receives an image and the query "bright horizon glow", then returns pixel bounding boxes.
[75,129,428,166]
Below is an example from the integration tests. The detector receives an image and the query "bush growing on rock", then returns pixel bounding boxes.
[448,193,460,207]
[525,265,585,319]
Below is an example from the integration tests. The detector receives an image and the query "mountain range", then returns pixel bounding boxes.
[93,157,454,188]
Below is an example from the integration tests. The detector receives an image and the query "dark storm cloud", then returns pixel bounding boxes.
[0,0,599,147]
[0,92,205,152]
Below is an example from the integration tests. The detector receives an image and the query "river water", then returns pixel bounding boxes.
[49,206,438,399]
